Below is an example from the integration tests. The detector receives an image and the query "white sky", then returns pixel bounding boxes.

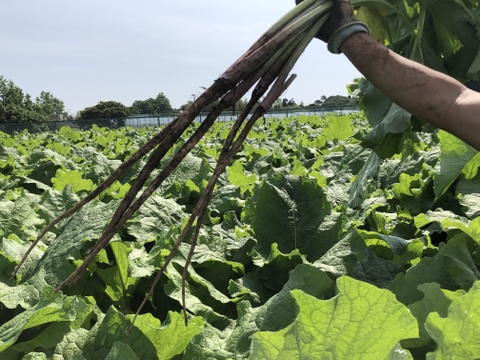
[0,1,362,115]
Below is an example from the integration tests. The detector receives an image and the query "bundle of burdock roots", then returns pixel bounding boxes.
[14,0,334,324]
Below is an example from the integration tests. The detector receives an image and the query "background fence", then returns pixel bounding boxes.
[0,105,359,135]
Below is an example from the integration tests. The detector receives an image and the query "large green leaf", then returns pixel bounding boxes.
[362,104,411,148]
[348,151,380,208]
[51,327,90,360]
[230,264,333,358]
[322,113,355,142]
[0,287,93,352]
[0,282,39,309]
[425,281,480,359]
[37,186,80,224]
[79,306,203,359]
[23,200,120,289]
[314,229,369,278]
[162,245,237,326]
[248,174,335,262]
[185,264,333,359]
[95,241,138,310]
[160,153,211,193]
[80,150,122,184]
[104,342,140,360]
[434,130,479,199]
[51,169,95,194]
[1,236,44,280]
[390,235,480,305]
[128,311,204,359]
[227,160,257,194]
[352,249,405,288]
[0,196,44,239]
[408,283,464,342]
[251,276,418,359]
[456,163,480,218]
[415,209,480,245]
[426,0,480,81]
[124,193,186,245]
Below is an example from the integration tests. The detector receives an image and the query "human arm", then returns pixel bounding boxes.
[300,0,480,150]
[340,32,480,150]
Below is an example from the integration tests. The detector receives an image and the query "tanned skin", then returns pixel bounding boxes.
[340,32,480,150]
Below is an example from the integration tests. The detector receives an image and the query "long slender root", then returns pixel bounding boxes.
[16,0,334,328]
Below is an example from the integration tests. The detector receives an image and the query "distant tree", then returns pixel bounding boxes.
[0,76,67,123]
[35,91,69,121]
[281,98,297,108]
[79,101,131,120]
[23,94,39,122]
[320,95,357,108]
[78,101,131,128]
[131,92,173,115]
[0,76,34,123]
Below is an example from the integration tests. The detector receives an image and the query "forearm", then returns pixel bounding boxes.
[340,32,480,150]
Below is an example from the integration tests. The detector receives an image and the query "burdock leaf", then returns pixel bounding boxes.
[251,276,418,359]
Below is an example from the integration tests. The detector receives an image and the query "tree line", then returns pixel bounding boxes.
[0,75,357,123]
[0,77,69,123]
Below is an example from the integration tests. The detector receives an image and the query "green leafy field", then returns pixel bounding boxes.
[0,114,479,359]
